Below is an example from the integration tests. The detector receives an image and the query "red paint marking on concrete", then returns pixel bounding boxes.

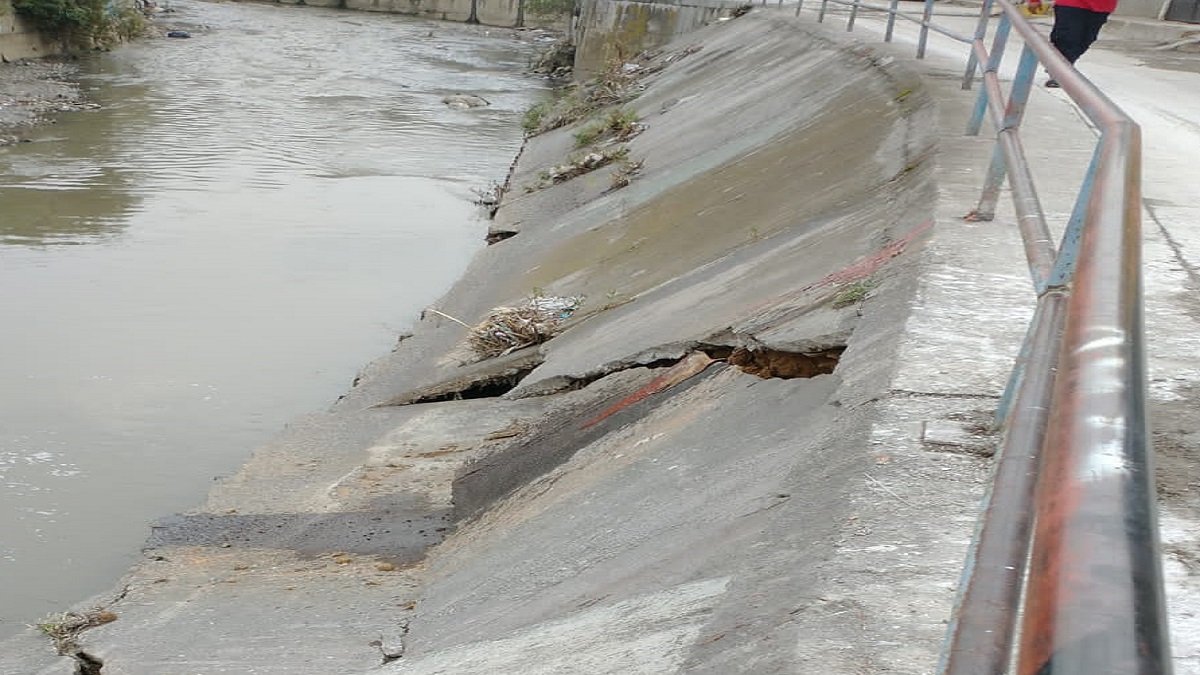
[738,221,932,319]
[580,352,715,429]
[804,220,932,291]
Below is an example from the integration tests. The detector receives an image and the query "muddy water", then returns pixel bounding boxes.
[0,0,547,637]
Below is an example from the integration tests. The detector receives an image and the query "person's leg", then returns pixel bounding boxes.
[1049,5,1091,64]
[1076,10,1110,61]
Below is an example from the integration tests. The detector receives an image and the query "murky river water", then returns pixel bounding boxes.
[0,0,546,638]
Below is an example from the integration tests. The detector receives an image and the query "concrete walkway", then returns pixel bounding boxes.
[814,3,1200,671]
[1,5,1197,675]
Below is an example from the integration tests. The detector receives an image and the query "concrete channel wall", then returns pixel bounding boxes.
[0,0,57,61]
[354,13,947,672]
[0,10,984,675]
[269,0,525,26]
[573,0,741,75]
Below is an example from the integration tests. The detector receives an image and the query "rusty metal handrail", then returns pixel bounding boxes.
[789,0,1172,673]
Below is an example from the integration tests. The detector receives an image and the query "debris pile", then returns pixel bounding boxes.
[467,295,584,358]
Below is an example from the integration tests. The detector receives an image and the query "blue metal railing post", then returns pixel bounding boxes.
[962,0,994,90]
[967,14,1012,135]
[995,144,1102,425]
[917,0,935,58]
[818,0,829,23]
[966,43,1039,221]
[1044,143,1102,289]
[1003,43,1038,127]
[848,0,860,30]
[967,144,1007,223]
[884,0,900,40]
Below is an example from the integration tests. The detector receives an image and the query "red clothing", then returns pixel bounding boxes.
[1055,0,1118,14]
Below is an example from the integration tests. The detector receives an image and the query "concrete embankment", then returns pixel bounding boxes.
[0,11,994,674]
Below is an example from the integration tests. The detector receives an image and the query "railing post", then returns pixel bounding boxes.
[796,0,804,16]
[1004,41,1039,128]
[885,0,901,41]
[962,0,995,90]
[994,144,1103,425]
[847,0,860,30]
[966,14,1012,134]
[967,43,1039,221]
[917,0,935,58]
[967,143,1007,222]
[1043,143,1102,289]
[818,0,829,23]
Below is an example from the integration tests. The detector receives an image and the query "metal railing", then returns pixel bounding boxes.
[785,0,1172,672]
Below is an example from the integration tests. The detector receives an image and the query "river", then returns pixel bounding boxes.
[0,0,547,639]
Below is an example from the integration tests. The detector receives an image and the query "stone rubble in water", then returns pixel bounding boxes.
[442,93,491,110]
[0,59,90,146]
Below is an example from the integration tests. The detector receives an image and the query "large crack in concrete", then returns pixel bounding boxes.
[379,334,849,410]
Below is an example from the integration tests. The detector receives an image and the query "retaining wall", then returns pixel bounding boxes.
[267,0,527,26]
[0,0,57,61]
[573,0,740,75]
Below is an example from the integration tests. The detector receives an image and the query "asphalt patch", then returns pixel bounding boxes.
[147,499,452,564]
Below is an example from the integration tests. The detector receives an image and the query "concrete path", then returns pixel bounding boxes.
[806,3,1200,672]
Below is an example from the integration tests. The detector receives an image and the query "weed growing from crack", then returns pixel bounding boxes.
[522,100,552,134]
[573,108,642,148]
[524,58,645,137]
[832,279,879,308]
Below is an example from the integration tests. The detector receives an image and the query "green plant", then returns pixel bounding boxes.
[13,0,143,49]
[573,108,641,148]
[13,0,98,33]
[573,121,605,147]
[606,108,640,137]
[832,279,878,308]
[522,101,551,134]
[524,59,644,138]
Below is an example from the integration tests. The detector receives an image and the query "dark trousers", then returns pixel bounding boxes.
[1050,5,1110,64]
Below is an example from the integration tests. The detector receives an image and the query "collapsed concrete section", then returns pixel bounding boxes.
[0,11,999,675]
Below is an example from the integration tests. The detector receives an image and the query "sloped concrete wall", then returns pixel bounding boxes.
[342,12,947,672]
